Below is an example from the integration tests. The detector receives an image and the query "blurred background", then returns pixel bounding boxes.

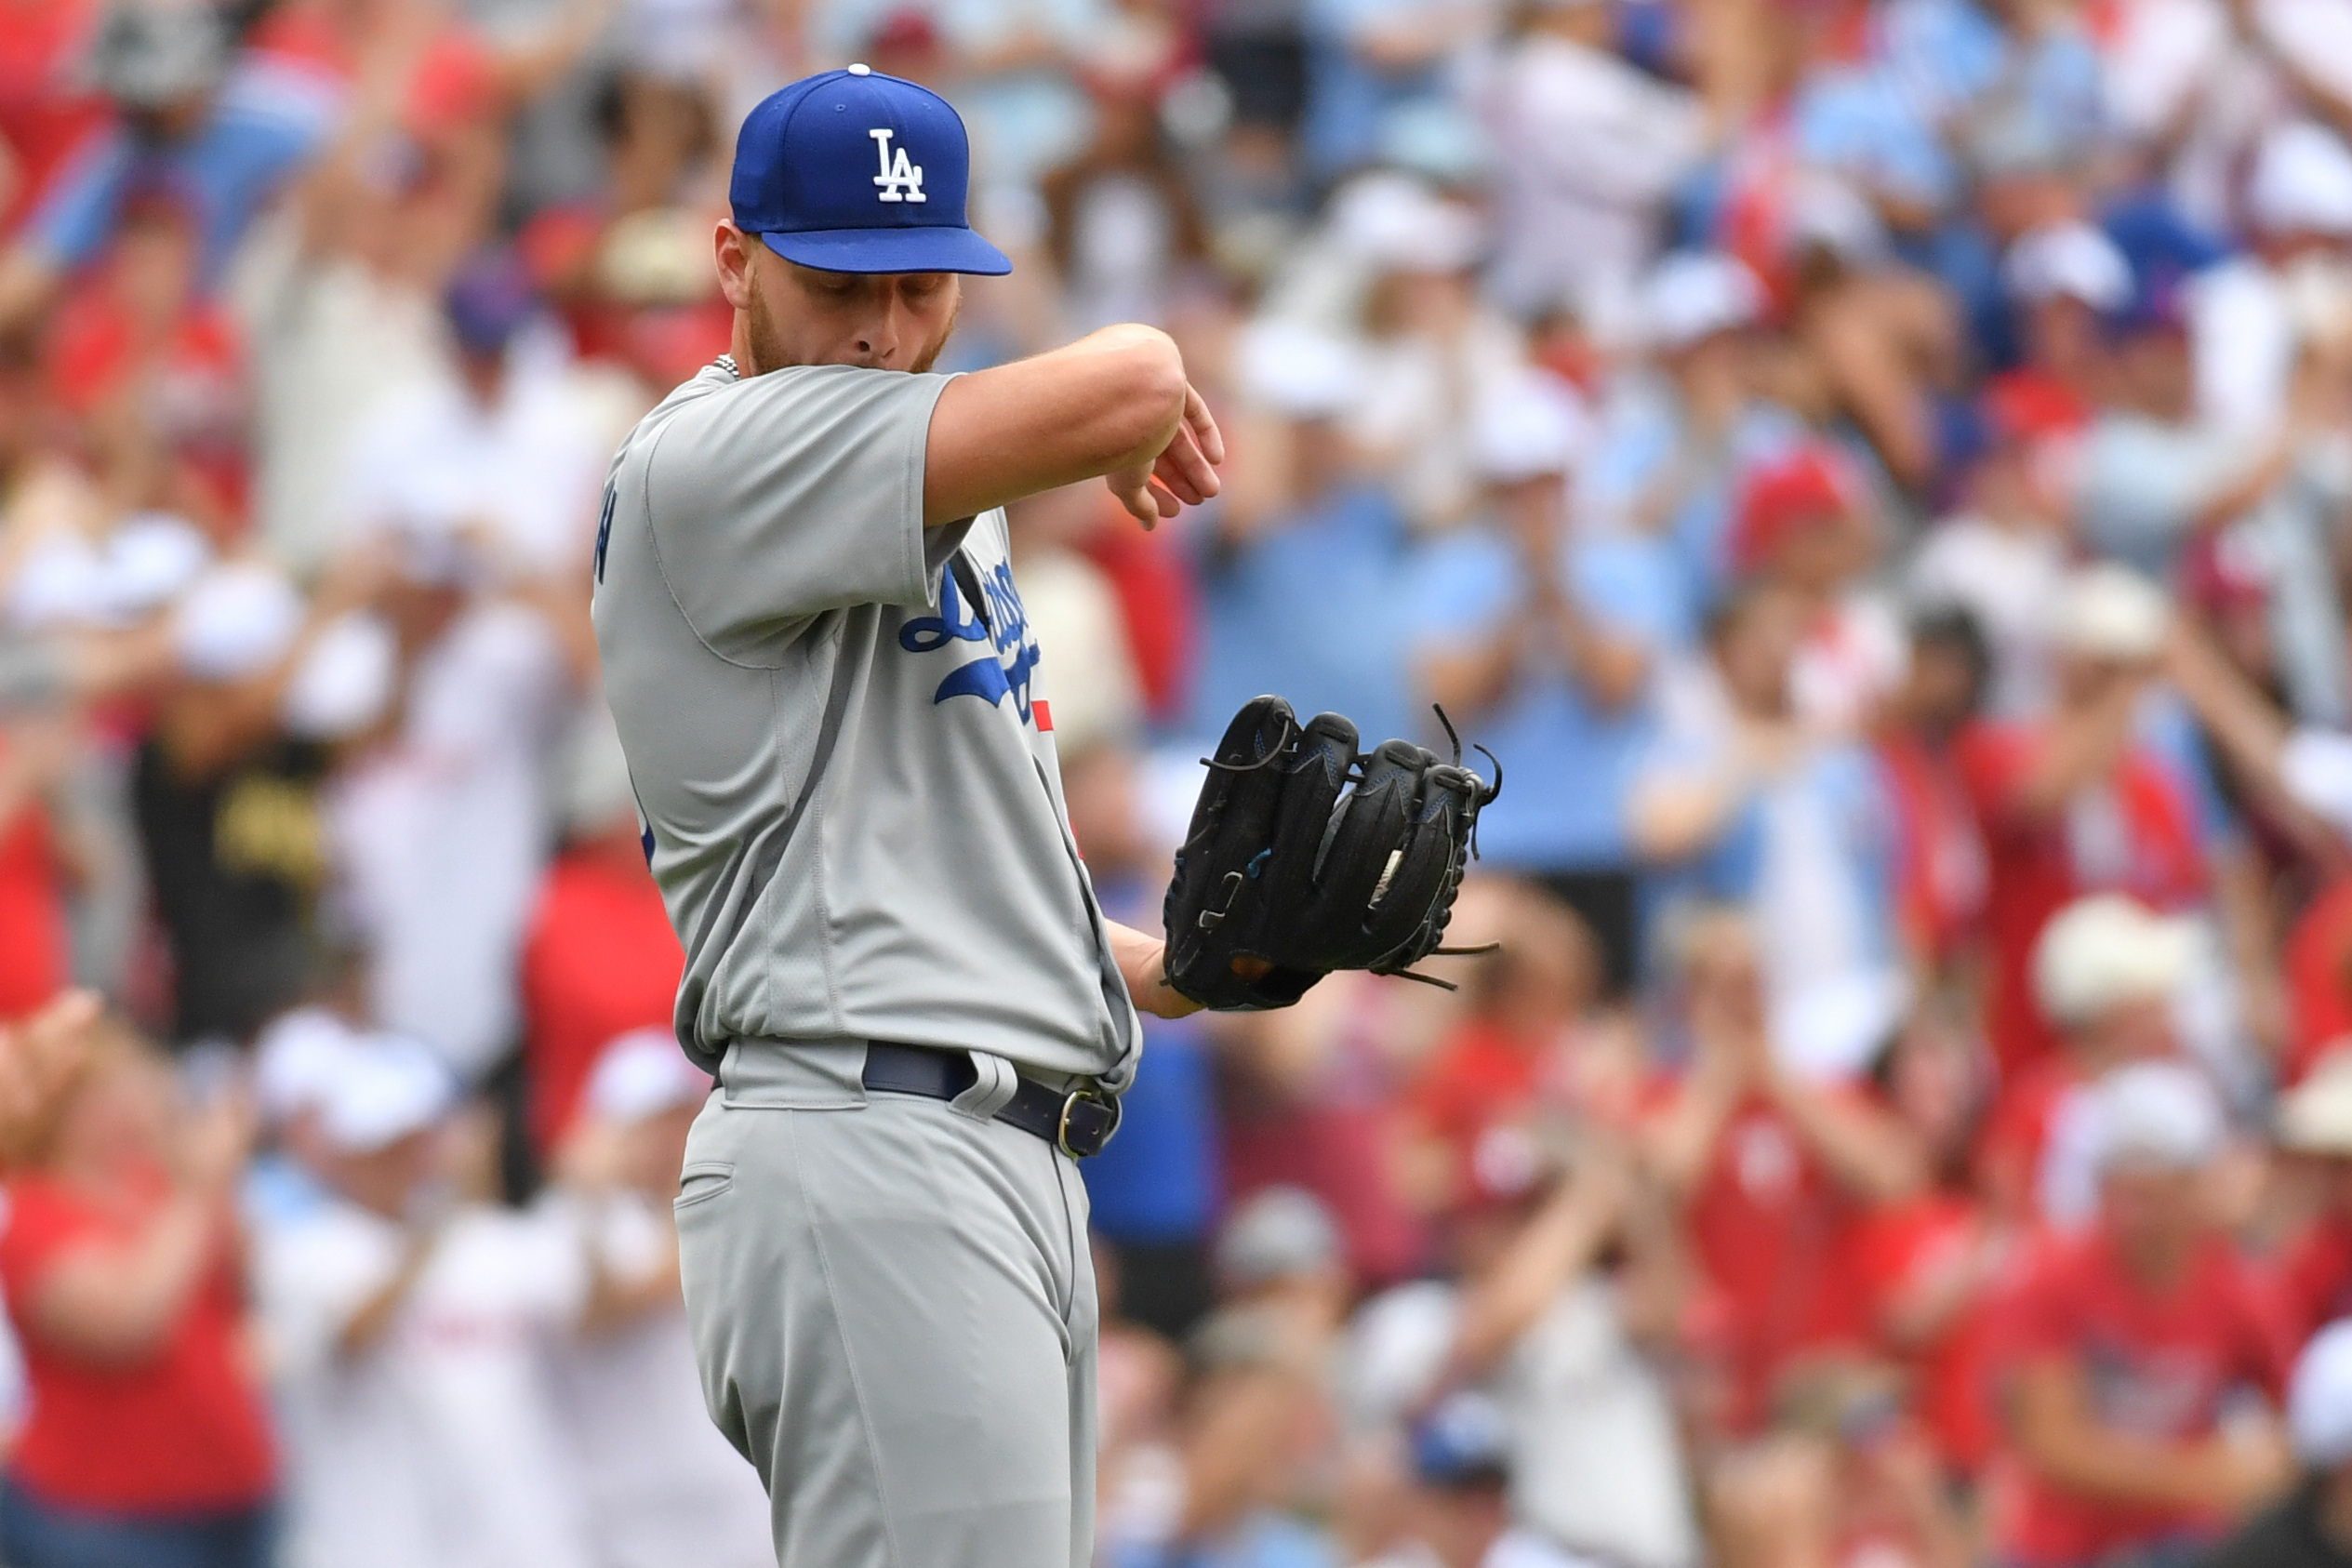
[11,0,2352,1564]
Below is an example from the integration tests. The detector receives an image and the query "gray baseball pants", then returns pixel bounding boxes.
[673,1040,1099,1568]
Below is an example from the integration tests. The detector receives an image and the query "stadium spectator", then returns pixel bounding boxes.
[1414,380,1673,990]
[1361,1392,1628,1568]
[1633,586,1910,1082]
[518,706,683,1161]
[1189,317,1416,749]
[255,1033,594,1568]
[1993,1061,2293,1568]
[1723,442,1902,737]
[1843,1009,2002,1479]
[2274,1060,2352,1346]
[2195,1318,2352,1568]
[1578,251,1791,618]
[1907,382,2077,720]
[0,1,331,330]
[1958,566,2212,1077]
[1705,1358,1973,1568]
[0,1011,275,1568]
[1109,1307,1338,1568]
[1872,606,1992,973]
[1979,894,2197,1229]
[1399,883,1634,1208]
[542,1030,770,1568]
[1640,905,1924,1435]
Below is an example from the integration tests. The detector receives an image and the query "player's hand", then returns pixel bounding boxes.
[1107,382,1225,527]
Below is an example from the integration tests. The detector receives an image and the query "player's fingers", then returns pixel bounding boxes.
[1148,477,1182,518]
[1151,446,1207,507]
[1158,424,1220,503]
[1106,471,1160,529]
[1182,383,1227,467]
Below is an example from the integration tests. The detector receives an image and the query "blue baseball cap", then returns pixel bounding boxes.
[1408,1392,1512,1489]
[730,65,1010,276]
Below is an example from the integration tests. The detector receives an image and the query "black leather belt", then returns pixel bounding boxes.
[860,1043,1122,1158]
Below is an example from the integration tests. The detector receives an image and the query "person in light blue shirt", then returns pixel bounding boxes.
[2,7,334,325]
[1415,377,1686,994]
[1187,323,1419,750]
[1576,254,1804,627]
[1633,583,1910,1081]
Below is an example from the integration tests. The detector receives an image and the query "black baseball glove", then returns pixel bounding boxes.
[1161,695,1501,1011]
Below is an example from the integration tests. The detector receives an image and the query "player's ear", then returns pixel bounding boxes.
[715,221,755,312]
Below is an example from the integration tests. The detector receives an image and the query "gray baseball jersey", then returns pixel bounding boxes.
[590,355,1140,1089]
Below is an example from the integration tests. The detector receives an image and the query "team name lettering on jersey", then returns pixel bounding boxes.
[870,129,926,203]
[898,558,1040,722]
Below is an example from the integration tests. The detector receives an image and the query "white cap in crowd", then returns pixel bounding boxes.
[316,1034,457,1155]
[1784,171,1889,266]
[175,562,305,683]
[253,1006,361,1127]
[2002,221,2133,311]
[2032,894,2195,1027]
[1235,317,1363,421]
[584,1028,711,1125]
[2087,1059,2226,1174]
[2291,1319,2352,1467]
[2050,564,2171,662]
[2279,1054,2352,1158]
[1216,1185,1343,1289]
[280,612,397,741]
[2249,121,2352,238]
[1640,252,1764,351]
[1330,173,1484,277]
[1468,374,1589,485]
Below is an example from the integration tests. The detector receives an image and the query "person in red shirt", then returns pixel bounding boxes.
[1874,606,1992,977]
[1725,444,1904,736]
[1847,1009,2004,1478]
[1402,884,1646,1213]
[2271,1058,2352,1349]
[518,715,684,1160]
[1995,1061,2293,1568]
[1979,894,2196,1229]
[1959,566,2208,1078]
[0,1012,275,1568]
[1643,905,1929,1436]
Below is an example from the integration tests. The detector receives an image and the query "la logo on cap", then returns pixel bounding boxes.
[870,127,925,204]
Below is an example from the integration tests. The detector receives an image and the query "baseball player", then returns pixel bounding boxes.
[591,65,1223,1568]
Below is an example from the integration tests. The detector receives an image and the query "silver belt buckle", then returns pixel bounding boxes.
[1056,1088,1120,1158]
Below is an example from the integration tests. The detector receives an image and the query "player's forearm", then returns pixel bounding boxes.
[924,326,1189,525]
[1108,918,1202,1019]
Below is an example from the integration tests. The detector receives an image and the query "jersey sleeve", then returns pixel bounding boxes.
[637,364,952,657]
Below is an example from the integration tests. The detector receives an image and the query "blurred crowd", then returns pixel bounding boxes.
[13,0,2352,1562]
